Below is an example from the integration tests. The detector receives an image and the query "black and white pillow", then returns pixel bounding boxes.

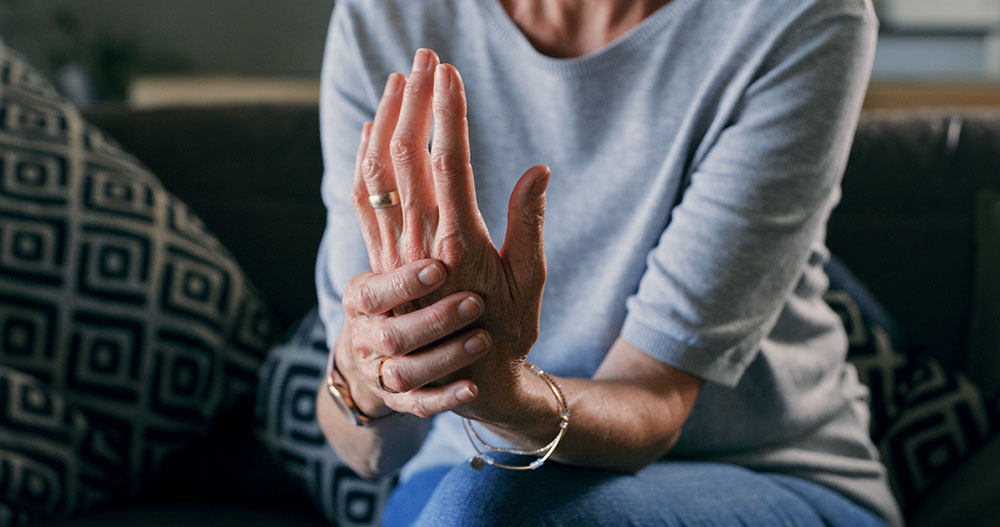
[255,309,395,527]
[0,38,279,526]
[0,367,99,527]
[879,356,998,511]
[824,259,999,512]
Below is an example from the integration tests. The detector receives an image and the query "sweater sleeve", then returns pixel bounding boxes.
[315,2,379,349]
[620,9,878,387]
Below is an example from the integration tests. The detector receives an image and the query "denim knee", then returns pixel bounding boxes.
[413,459,564,527]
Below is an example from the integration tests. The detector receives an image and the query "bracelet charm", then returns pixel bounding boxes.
[462,363,570,471]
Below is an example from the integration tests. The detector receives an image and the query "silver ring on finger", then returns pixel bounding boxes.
[376,356,401,394]
[369,190,400,209]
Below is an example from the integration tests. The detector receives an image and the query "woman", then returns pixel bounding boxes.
[314,0,901,525]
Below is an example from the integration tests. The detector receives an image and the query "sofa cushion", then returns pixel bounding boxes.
[969,189,1000,394]
[0,38,280,525]
[830,113,1000,373]
[824,259,1000,514]
[907,434,1000,527]
[880,355,998,512]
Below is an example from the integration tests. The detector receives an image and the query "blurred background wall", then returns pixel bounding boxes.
[0,0,332,104]
[1,0,998,108]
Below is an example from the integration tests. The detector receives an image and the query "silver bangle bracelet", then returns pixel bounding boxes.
[462,363,570,471]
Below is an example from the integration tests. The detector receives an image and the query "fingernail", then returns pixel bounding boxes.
[531,169,550,197]
[384,73,403,95]
[417,263,443,286]
[458,296,483,320]
[360,122,372,142]
[464,332,489,355]
[413,48,432,72]
[456,385,477,402]
[435,64,451,92]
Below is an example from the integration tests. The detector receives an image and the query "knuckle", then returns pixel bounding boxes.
[518,209,542,234]
[433,96,464,120]
[361,154,388,184]
[430,151,468,181]
[385,272,410,303]
[424,305,450,336]
[349,324,365,350]
[350,176,367,206]
[408,399,432,419]
[437,233,467,262]
[389,133,421,165]
[382,361,412,392]
[375,324,403,355]
[349,325,375,360]
[356,283,380,314]
[402,235,427,264]
[403,77,425,97]
[343,276,364,313]
[350,191,366,212]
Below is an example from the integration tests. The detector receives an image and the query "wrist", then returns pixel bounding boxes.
[464,362,571,471]
[480,363,565,448]
[333,331,394,420]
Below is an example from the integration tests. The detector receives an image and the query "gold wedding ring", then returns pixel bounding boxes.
[376,356,400,394]
[368,190,400,209]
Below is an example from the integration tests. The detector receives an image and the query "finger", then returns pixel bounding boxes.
[350,122,384,270]
[430,63,485,238]
[355,291,485,356]
[378,329,490,394]
[500,164,550,293]
[392,49,440,263]
[384,379,478,419]
[364,73,406,267]
[343,258,447,317]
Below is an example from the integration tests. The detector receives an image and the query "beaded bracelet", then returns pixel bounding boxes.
[462,363,570,471]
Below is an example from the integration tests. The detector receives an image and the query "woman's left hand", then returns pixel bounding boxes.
[354,48,551,421]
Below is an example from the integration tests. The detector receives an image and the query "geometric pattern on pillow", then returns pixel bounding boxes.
[880,356,998,511]
[824,269,1000,514]
[255,309,394,527]
[0,39,280,525]
[825,289,906,439]
[0,367,108,527]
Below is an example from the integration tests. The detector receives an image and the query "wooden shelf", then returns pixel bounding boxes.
[864,81,1000,109]
[125,77,1000,111]
[128,76,319,108]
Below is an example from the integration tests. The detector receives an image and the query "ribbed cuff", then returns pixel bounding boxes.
[620,316,759,388]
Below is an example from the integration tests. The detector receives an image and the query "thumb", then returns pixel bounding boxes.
[500,164,550,291]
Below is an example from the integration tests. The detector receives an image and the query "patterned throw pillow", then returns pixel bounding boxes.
[824,260,1000,513]
[0,39,280,525]
[880,357,998,511]
[255,310,395,527]
[0,367,95,527]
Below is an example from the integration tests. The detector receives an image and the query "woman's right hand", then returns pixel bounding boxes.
[336,258,492,419]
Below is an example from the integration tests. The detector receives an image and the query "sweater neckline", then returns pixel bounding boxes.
[476,0,697,76]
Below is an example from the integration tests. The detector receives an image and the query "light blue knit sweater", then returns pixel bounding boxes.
[315,0,900,524]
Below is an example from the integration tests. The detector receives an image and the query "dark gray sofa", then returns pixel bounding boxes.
[49,105,999,526]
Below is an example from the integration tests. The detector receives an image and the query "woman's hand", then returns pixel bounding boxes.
[335,258,493,419]
[351,48,551,421]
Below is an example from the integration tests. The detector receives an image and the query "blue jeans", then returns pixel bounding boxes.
[382,457,887,527]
